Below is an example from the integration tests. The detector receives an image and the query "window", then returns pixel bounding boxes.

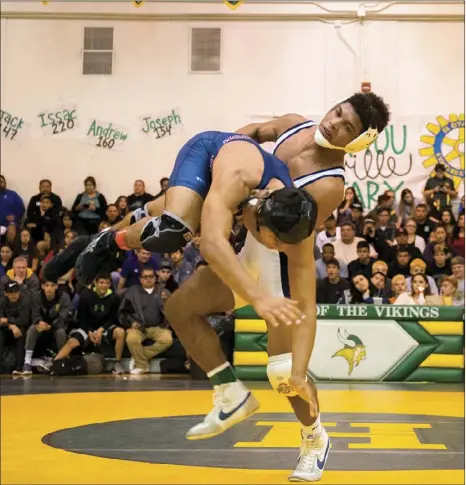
[190,28,221,73]
[83,27,114,75]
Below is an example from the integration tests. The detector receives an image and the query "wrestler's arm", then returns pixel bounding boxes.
[200,164,268,307]
[236,114,306,143]
[284,234,317,378]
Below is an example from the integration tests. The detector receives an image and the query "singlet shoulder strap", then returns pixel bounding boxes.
[294,167,346,189]
[273,120,317,154]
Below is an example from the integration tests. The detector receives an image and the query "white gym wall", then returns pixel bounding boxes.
[1,1,464,208]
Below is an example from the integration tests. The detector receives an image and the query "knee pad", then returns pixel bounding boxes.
[267,353,298,397]
[130,206,149,226]
[140,213,193,254]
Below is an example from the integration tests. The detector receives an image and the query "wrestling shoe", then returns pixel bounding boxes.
[289,429,330,482]
[75,229,117,285]
[43,235,91,281]
[186,382,260,440]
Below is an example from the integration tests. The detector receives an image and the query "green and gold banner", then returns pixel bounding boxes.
[234,305,464,383]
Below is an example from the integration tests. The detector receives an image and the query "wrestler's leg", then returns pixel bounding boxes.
[267,326,319,426]
[164,266,259,440]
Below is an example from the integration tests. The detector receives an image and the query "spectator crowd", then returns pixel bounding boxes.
[0,161,464,376]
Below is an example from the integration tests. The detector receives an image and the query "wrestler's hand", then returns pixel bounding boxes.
[253,296,305,328]
[289,375,319,418]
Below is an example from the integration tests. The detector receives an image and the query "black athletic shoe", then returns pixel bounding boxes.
[43,236,91,281]
[75,230,117,285]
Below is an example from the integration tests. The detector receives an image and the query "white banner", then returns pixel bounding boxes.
[308,319,418,381]
[344,113,464,210]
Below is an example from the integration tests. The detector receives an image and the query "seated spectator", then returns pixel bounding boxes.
[54,272,124,375]
[414,203,436,243]
[22,278,69,374]
[428,246,452,286]
[374,207,396,243]
[105,204,123,226]
[441,209,456,240]
[316,243,348,279]
[184,231,203,266]
[367,193,398,226]
[316,258,351,304]
[384,227,423,263]
[0,245,13,279]
[156,260,179,296]
[426,276,463,307]
[119,267,173,374]
[52,210,77,248]
[154,177,169,200]
[26,195,60,244]
[451,256,465,303]
[71,176,107,235]
[405,258,438,296]
[350,273,382,304]
[423,163,458,212]
[315,214,340,251]
[423,224,457,264]
[348,241,375,280]
[333,223,370,266]
[195,260,208,271]
[127,180,154,212]
[0,281,32,374]
[395,273,431,305]
[350,202,364,236]
[450,213,464,256]
[371,271,391,302]
[337,187,359,225]
[0,256,40,294]
[26,179,62,235]
[398,188,421,224]
[404,218,426,253]
[115,196,129,218]
[389,274,407,303]
[387,246,412,278]
[169,249,194,285]
[117,249,159,291]
[13,229,39,273]
[42,230,78,297]
[0,175,25,244]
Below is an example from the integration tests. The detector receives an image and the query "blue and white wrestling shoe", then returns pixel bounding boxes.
[186,382,260,440]
[288,428,330,482]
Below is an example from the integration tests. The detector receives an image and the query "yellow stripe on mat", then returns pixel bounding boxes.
[419,321,464,336]
[234,351,268,366]
[235,319,267,333]
[419,354,465,368]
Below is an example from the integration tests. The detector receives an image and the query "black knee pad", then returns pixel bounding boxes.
[140,214,193,253]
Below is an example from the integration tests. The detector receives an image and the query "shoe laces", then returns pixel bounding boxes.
[212,384,229,409]
[296,434,319,470]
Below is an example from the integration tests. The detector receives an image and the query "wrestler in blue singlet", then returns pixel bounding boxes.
[169,131,293,198]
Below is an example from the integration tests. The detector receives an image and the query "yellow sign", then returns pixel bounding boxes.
[132,1,144,7]
[224,1,244,10]
[41,1,49,4]
[419,113,465,189]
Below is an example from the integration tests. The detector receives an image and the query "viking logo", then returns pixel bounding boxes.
[332,328,367,376]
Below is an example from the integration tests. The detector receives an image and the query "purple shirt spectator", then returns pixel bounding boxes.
[120,250,159,288]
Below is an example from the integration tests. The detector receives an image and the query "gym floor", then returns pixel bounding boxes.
[1,375,464,484]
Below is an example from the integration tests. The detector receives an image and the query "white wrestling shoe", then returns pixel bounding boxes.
[186,382,260,440]
[288,429,330,482]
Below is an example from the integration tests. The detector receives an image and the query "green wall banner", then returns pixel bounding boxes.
[234,305,464,383]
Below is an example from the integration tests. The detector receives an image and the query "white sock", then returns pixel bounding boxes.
[25,350,33,365]
[302,414,323,437]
